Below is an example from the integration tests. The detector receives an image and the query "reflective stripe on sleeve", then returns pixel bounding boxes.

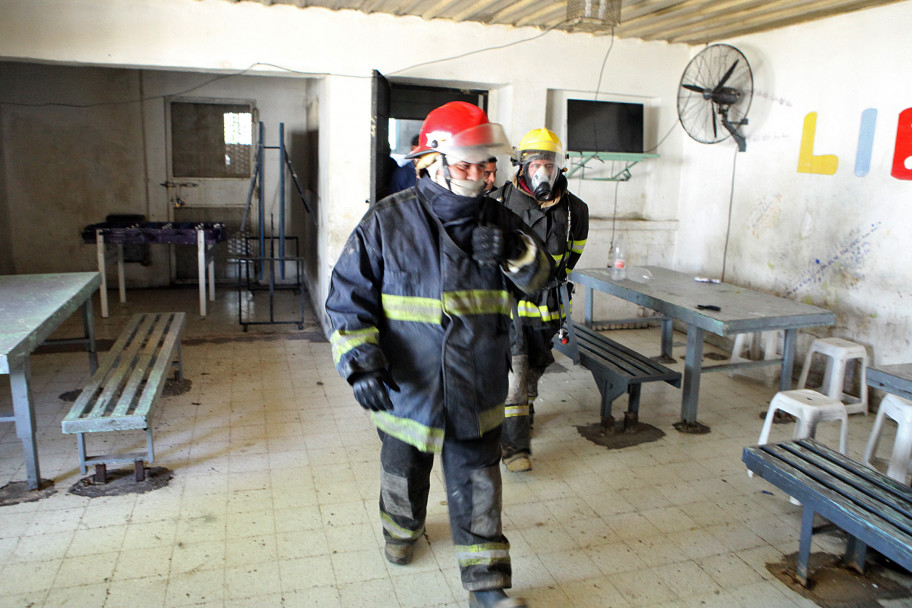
[454,542,511,568]
[571,238,587,254]
[478,403,505,435]
[331,326,380,364]
[372,410,445,453]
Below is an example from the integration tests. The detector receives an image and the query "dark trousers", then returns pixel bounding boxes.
[502,325,555,458]
[378,427,511,591]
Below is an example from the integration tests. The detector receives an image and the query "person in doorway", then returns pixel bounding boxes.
[484,156,498,195]
[389,134,420,194]
[326,102,553,608]
[495,128,589,473]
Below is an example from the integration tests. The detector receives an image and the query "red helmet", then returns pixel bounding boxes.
[407,101,510,163]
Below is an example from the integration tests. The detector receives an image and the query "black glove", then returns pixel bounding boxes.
[351,371,399,412]
[471,225,505,266]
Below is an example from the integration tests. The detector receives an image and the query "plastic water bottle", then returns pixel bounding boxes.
[610,239,626,281]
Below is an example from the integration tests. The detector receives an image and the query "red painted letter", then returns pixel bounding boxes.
[892,107,912,180]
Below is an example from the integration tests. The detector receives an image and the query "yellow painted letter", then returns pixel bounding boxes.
[797,112,838,175]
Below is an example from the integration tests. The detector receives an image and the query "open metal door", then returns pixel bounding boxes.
[370,70,391,205]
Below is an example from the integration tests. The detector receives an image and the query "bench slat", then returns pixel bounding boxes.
[114,313,173,417]
[86,313,157,420]
[773,443,912,537]
[133,313,185,419]
[744,443,912,572]
[62,312,185,434]
[794,438,912,504]
[63,314,146,423]
[574,325,680,385]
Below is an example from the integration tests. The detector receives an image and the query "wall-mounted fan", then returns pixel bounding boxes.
[677,44,753,152]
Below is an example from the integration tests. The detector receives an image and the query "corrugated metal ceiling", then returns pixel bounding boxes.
[215,0,906,45]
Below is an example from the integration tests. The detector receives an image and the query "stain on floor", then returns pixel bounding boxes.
[68,466,172,497]
[577,420,665,449]
[767,550,912,608]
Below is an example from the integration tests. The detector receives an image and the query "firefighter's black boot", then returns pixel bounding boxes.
[468,589,528,607]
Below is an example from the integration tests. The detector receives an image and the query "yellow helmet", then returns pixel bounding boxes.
[516,128,564,202]
[517,128,563,156]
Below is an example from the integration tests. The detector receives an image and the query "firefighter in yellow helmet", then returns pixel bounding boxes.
[494,128,589,473]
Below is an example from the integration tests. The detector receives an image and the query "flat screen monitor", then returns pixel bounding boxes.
[566,99,644,154]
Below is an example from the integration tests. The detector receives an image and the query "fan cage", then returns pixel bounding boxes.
[566,0,621,31]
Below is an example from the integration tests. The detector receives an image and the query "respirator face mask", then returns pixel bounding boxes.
[524,156,560,202]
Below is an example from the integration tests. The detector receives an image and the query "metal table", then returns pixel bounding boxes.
[82,221,227,318]
[0,272,100,489]
[867,363,912,401]
[570,266,836,432]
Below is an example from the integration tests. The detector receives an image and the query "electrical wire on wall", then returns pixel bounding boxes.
[1,20,575,110]
[720,145,739,283]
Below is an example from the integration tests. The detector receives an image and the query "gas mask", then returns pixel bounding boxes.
[524,161,559,202]
[528,164,555,201]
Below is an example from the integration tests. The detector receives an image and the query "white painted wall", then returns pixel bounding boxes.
[674,2,912,365]
[1,0,908,368]
[0,0,690,329]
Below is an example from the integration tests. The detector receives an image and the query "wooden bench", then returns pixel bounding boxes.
[62,312,185,482]
[743,438,912,586]
[552,287,681,433]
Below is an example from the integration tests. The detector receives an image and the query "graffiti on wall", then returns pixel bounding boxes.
[748,194,782,238]
[797,108,912,179]
[785,221,882,297]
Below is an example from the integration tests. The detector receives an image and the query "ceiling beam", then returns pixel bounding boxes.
[670,0,901,43]
[618,0,765,37]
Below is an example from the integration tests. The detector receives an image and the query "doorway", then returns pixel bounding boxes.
[370,72,489,204]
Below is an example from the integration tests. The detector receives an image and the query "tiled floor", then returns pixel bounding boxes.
[0,285,907,607]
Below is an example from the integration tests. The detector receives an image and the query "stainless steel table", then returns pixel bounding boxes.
[867,363,912,401]
[0,272,100,489]
[570,266,836,432]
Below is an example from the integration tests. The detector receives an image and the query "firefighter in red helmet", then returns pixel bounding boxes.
[326,102,553,608]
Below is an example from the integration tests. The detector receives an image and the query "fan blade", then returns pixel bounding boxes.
[714,60,739,92]
[682,83,705,93]
[712,106,718,139]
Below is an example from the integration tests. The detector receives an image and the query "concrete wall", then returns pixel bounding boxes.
[1,0,909,367]
[674,2,912,365]
[0,0,690,330]
[0,62,314,287]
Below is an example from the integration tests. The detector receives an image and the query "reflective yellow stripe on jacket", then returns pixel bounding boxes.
[515,299,568,323]
[372,410,446,453]
[382,290,510,322]
[330,326,380,364]
[571,238,587,254]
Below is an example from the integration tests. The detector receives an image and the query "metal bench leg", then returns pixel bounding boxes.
[625,385,641,431]
[175,342,184,382]
[146,428,155,464]
[660,317,675,363]
[77,432,88,475]
[845,535,868,574]
[796,505,815,587]
[135,460,146,482]
[595,376,626,434]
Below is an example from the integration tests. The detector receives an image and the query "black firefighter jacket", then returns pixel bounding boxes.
[325,177,553,453]
[496,175,589,329]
